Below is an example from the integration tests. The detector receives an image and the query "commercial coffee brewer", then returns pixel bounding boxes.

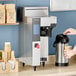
[40,17,57,67]
[19,7,48,71]
[19,7,57,71]
[53,34,69,66]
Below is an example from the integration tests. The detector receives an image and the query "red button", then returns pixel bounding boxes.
[35,44,40,49]
[36,44,40,49]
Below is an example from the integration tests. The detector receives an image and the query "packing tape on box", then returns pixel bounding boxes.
[8,60,15,70]
[0,62,6,71]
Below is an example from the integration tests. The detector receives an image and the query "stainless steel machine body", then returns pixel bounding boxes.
[19,7,48,71]
[19,7,57,70]
[40,17,57,66]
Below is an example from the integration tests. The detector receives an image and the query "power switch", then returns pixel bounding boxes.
[35,43,40,49]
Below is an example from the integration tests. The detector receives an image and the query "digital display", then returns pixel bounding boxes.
[33,24,40,35]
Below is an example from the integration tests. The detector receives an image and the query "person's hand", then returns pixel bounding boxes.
[64,50,76,59]
[63,28,76,35]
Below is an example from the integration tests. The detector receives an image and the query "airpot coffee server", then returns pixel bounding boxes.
[53,34,69,66]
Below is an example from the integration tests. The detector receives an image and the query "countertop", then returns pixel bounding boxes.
[0,55,76,76]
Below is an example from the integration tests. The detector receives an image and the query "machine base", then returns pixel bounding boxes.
[40,62,45,67]
[42,62,45,67]
[22,63,25,67]
[55,63,69,66]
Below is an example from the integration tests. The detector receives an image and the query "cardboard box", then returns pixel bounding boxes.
[4,42,11,52]
[3,52,8,62]
[3,51,12,62]
[0,4,5,24]
[5,4,15,10]
[0,62,10,73]
[5,4,16,23]
[11,51,15,60]
[0,60,18,73]
[0,4,5,9]
[0,62,6,73]
[6,10,16,23]
[0,51,3,61]
[8,60,18,72]
[0,51,5,62]
[7,52,11,60]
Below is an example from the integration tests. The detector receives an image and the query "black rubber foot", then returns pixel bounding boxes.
[22,63,25,67]
[42,62,45,67]
[40,62,41,65]
[55,63,69,66]
[34,66,36,71]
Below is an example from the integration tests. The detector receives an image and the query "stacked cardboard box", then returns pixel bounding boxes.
[11,51,16,60]
[0,4,16,24]
[5,4,16,23]
[0,42,18,73]
[0,4,5,24]
[0,61,18,73]
[8,60,18,72]
[0,62,10,73]
[4,42,11,62]
[0,51,4,62]
[4,42,11,51]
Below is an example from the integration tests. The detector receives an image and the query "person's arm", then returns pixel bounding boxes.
[64,46,76,58]
[73,45,76,55]
[63,28,76,58]
[74,51,76,55]
[63,28,76,35]
[64,50,76,58]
